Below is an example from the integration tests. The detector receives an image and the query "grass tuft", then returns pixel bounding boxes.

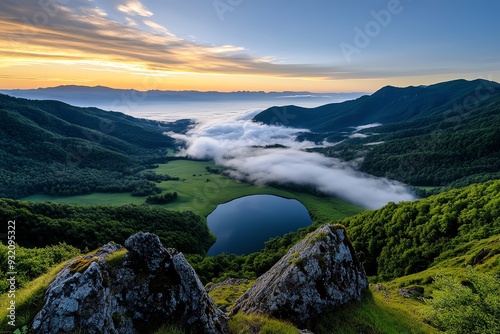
[106,249,128,269]
[153,324,185,334]
[208,280,255,309]
[229,313,298,334]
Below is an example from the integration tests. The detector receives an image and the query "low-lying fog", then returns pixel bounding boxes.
[74,94,415,209]
[172,109,415,209]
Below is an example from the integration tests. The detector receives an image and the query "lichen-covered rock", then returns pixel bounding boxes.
[232,224,368,327]
[32,233,227,334]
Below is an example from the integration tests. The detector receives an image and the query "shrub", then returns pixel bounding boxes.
[426,268,500,334]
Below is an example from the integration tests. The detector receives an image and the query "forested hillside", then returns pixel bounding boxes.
[0,94,185,198]
[322,92,500,187]
[255,79,500,188]
[0,198,214,254]
[343,180,500,278]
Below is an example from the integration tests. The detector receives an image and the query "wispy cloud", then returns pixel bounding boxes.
[143,20,176,37]
[116,0,152,17]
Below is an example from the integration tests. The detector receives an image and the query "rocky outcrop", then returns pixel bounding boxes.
[32,233,227,334]
[231,224,368,327]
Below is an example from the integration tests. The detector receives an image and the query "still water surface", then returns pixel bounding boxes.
[207,195,312,255]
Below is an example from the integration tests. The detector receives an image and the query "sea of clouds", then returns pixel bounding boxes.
[171,110,415,209]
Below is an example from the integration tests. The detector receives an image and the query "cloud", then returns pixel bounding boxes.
[174,116,416,209]
[143,20,176,37]
[117,0,152,17]
[0,0,437,81]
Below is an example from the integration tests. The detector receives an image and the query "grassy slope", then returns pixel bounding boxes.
[206,279,436,334]
[23,159,363,220]
[0,261,71,331]
[207,233,500,333]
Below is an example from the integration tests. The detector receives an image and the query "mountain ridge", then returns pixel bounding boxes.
[253,79,500,132]
[252,79,500,188]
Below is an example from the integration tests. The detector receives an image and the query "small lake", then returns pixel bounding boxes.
[207,195,312,256]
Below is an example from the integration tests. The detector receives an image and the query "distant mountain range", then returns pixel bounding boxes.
[254,79,500,188]
[0,85,363,110]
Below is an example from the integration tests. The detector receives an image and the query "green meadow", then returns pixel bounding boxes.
[23,159,363,220]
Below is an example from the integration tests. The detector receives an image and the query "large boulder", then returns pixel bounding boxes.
[232,224,368,326]
[32,233,227,334]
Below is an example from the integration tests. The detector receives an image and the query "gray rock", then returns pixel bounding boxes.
[32,233,227,334]
[397,286,430,299]
[232,225,368,327]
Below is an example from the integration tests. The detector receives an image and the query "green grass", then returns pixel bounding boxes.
[153,324,185,334]
[314,288,437,334]
[22,192,146,206]
[106,248,128,269]
[21,159,363,219]
[432,234,500,276]
[0,261,70,332]
[208,280,255,309]
[229,314,299,334]
[390,235,500,290]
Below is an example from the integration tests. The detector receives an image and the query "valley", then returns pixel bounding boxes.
[22,159,363,220]
[2,1,500,332]
[1,79,499,333]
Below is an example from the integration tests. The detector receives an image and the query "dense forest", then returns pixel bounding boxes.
[0,94,190,198]
[0,199,215,254]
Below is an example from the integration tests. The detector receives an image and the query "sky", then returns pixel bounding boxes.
[1,0,500,92]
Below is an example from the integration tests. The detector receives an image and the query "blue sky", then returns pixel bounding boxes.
[1,0,499,92]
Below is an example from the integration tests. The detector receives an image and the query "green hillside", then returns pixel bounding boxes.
[321,91,500,187]
[0,94,185,198]
[254,79,500,188]
[254,79,500,132]
[343,180,500,279]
